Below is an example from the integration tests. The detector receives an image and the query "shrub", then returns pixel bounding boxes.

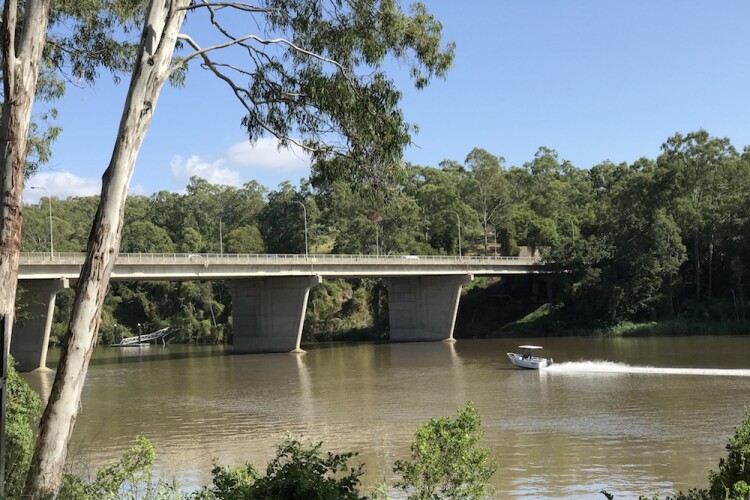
[393,402,497,500]
[4,357,42,498]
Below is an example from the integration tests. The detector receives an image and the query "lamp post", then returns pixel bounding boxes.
[291,201,308,257]
[446,210,462,258]
[30,186,53,258]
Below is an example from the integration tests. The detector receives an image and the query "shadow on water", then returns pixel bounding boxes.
[45,344,231,369]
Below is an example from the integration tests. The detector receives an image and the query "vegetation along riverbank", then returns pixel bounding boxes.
[21,130,750,346]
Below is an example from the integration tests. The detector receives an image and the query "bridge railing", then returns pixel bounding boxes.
[20,252,541,266]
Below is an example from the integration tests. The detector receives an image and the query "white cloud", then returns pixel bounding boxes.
[24,171,100,203]
[227,137,311,172]
[170,155,243,187]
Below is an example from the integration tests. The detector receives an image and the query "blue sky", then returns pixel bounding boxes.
[24,1,750,203]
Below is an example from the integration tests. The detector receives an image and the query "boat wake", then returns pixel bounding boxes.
[544,360,750,377]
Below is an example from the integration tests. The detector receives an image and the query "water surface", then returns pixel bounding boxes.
[24,335,750,499]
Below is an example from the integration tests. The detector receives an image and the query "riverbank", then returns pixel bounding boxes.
[489,302,750,338]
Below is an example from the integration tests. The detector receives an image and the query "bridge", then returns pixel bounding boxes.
[14,252,545,372]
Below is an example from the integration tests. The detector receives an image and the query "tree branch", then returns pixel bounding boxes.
[173,34,328,156]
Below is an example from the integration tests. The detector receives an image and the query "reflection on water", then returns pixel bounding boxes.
[23,336,750,499]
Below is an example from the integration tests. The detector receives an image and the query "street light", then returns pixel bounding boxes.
[30,186,53,258]
[291,201,308,257]
[446,210,462,258]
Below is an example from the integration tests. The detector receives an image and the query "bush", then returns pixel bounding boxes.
[4,357,42,498]
[393,402,497,500]
[192,436,365,499]
[707,407,750,500]
[58,437,181,500]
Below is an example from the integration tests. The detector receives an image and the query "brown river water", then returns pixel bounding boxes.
[23,335,750,499]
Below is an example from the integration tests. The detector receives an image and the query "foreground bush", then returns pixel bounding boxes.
[393,402,498,500]
[58,437,180,499]
[4,358,41,498]
[192,437,366,499]
[3,397,494,498]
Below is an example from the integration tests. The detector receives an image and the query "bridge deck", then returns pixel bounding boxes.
[19,252,544,281]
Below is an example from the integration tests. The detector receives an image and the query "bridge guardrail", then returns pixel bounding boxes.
[20,252,541,266]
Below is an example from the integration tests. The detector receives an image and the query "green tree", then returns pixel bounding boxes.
[656,130,739,301]
[461,148,509,255]
[393,402,497,500]
[121,220,176,253]
[225,225,265,254]
[258,183,309,254]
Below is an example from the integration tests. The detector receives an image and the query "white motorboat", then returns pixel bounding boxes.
[507,345,553,369]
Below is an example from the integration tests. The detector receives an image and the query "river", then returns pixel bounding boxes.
[22,335,750,499]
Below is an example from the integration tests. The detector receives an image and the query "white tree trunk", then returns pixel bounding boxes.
[26,0,189,494]
[0,0,51,347]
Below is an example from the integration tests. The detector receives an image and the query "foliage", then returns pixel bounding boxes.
[18,129,750,340]
[706,407,750,500]
[4,357,42,498]
[200,437,367,500]
[190,463,259,499]
[57,436,182,500]
[393,402,497,500]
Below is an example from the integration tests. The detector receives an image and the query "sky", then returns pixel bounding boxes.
[23,1,750,203]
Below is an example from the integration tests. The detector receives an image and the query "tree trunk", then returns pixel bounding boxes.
[25,0,188,494]
[0,0,51,348]
[707,232,714,300]
[693,231,701,300]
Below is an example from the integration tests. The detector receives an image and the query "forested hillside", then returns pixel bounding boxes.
[23,130,750,343]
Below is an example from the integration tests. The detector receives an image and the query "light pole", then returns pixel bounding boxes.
[446,210,462,258]
[292,201,308,257]
[30,186,53,258]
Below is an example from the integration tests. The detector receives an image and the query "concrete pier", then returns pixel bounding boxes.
[231,275,321,353]
[12,278,69,372]
[387,274,473,342]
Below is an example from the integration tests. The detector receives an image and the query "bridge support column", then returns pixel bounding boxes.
[231,275,321,353]
[12,278,69,372]
[387,274,473,343]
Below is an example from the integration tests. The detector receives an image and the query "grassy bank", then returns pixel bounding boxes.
[496,303,750,338]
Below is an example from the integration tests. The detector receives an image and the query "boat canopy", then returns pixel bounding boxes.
[518,345,544,350]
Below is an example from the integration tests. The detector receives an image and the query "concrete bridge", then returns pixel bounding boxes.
[14,252,544,372]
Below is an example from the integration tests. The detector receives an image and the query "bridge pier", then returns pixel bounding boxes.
[387,274,473,343]
[12,278,69,372]
[231,275,321,353]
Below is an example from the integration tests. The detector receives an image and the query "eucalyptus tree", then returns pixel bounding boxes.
[656,130,739,301]
[461,147,509,255]
[410,164,465,253]
[548,158,686,323]
[258,182,308,254]
[29,4,453,491]
[0,0,141,342]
